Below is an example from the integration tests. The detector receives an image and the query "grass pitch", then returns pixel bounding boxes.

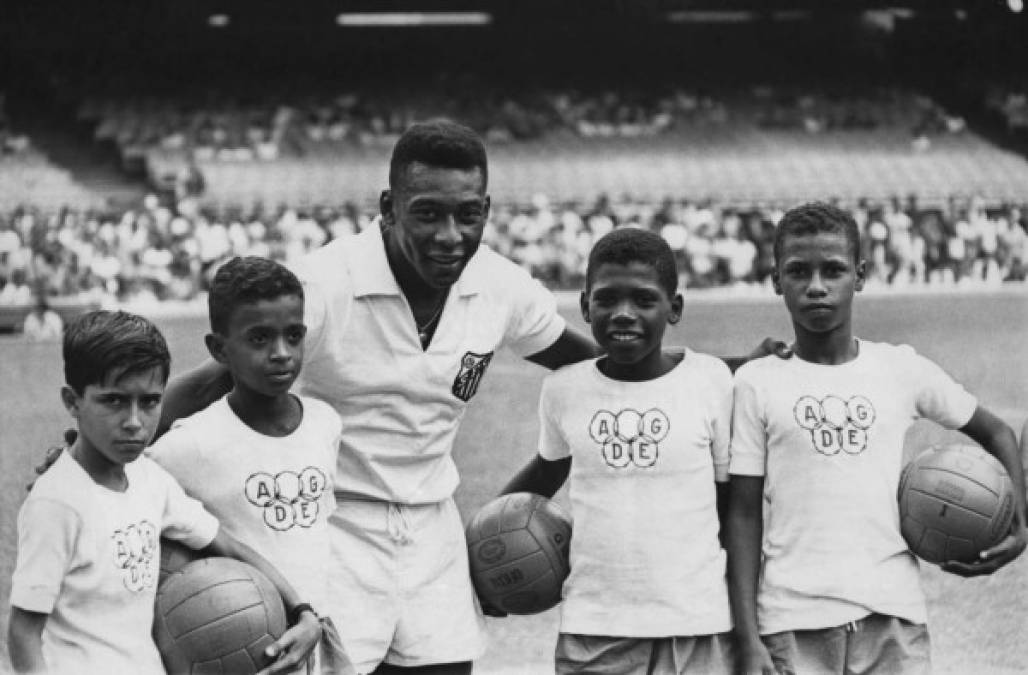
[1,290,1026,673]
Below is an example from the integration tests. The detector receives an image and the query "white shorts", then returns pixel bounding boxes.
[324,497,486,673]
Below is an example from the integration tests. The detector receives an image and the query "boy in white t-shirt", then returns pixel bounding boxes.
[148,256,353,675]
[726,202,1027,675]
[502,228,736,674]
[8,310,321,675]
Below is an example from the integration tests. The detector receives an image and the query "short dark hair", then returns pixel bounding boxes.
[64,310,171,395]
[388,120,488,191]
[586,227,678,297]
[774,202,861,266]
[208,256,304,334]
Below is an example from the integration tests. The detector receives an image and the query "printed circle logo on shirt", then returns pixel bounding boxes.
[245,467,328,531]
[111,520,158,592]
[793,395,876,456]
[589,408,670,469]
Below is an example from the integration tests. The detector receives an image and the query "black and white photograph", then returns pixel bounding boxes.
[1,1,1027,673]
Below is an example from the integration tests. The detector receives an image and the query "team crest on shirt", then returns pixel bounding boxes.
[244,467,329,531]
[112,520,158,592]
[793,394,877,456]
[452,351,493,402]
[589,408,670,469]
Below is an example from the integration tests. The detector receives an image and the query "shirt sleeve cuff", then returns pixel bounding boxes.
[176,512,220,551]
[949,395,978,431]
[729,456,766,476]
[510,314,567,359]
[538,445,569,461]
[10,587,57,614]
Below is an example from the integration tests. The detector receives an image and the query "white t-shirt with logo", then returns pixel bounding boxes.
[730,340,978,634]
[295,224,566,505]
[11,451,219,674]
[538,350,734,637]
[148,395,341,607]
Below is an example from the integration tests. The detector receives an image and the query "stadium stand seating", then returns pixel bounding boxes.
[0,149,103,212]
[70,86,1028,209]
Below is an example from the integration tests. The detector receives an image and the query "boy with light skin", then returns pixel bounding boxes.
[502,228,736,674]
[726,202,1027,675]
[8,310,320,675]
[148,257,354,674]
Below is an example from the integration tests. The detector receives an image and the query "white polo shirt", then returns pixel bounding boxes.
[295,224,566,505]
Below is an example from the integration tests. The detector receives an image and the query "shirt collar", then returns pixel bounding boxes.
[349,223,401,298]
[349,222,484,299]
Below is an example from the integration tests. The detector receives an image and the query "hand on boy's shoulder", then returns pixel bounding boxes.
[750,337,793,362]
[724,338,792,375]
[26,429,77,491]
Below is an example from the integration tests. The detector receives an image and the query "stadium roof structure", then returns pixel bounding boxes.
[2,0,1023,27]
[2,0,1022,49]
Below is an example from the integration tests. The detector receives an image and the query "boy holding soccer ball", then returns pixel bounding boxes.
[726,202,1027,675]
[8,310,321,674]
[503,228,736,673]
[147,257,353,674]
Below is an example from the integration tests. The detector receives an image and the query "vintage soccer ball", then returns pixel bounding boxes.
[898,444,1015,564]
[465,492,572,615]
[154,557,287,674]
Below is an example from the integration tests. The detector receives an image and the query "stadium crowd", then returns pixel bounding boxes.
[74,84,964,172]
[78,83,688,167]
[1,192,1026,308]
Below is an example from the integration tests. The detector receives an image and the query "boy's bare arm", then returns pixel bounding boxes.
[8,607,47,674]
[944,406,1027,576]
[157,359,233,438]
[715,480,730,550]
[500,454,571,499]
[525,327,600,370]
[203,530,321,674]
[726,476,777,675]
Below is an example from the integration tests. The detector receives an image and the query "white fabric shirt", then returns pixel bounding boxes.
[22,310,63,341]
[148,395,341,607]
[730,340,978,634]
[295,224,566,505]
[539,351,734,637]
[11,452,218,675]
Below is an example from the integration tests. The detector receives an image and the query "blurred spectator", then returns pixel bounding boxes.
[22,296,63,341]
[0,268,32,304]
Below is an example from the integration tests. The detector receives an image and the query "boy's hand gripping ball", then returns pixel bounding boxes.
[465,492,572,616]
[899,444,1015,565]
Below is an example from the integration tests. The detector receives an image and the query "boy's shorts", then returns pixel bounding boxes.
[324,497,486,673]
[555,632,735,675]
[762,613,930,675]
